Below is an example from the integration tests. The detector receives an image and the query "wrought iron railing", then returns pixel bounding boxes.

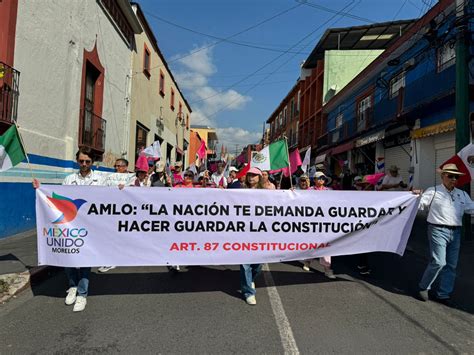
[80,109,106,152]
[0,62,20,125]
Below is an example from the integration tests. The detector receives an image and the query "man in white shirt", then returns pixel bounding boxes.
[381,165,407,191]
[33,147,103,312]
[211,162,227,188]
[415,163,474,304]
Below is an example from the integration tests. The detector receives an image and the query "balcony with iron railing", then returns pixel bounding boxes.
[0,62,20,129]
[80,108,106,153]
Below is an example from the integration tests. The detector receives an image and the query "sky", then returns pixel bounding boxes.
[136,0,432,154]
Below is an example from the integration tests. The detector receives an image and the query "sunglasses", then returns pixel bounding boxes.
[79,159,92,164]
[446,174,459,180]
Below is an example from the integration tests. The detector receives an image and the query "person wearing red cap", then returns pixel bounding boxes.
[131,155,150,186]
[240,167,263,305]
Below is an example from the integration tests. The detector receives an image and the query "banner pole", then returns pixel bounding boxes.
[284,136,293,189]
[13,121,35,179]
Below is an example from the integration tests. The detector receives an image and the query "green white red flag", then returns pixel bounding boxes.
[0,125,26,172]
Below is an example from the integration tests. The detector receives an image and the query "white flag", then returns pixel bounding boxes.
[142,141,161,158]
[301,148,311,173]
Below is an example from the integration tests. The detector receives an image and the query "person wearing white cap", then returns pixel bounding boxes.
[415,163,474,305]
[381,165,407,191]
[149,161,172,187]
[211,162,227,188]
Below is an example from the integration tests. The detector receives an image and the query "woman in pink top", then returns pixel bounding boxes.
[302,172,336,279]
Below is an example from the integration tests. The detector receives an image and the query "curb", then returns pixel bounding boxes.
[0,266,58,304]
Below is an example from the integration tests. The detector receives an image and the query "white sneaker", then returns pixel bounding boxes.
[324,268,336,279]
[245,295,257,305]
[65,287,77,305]
[73,296,87,312]
[98,266,116,273]
[302,261,311,272]
[251,282,255,290]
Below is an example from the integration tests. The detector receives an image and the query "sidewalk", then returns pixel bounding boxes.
[0,229,55,303]
[1,218,473,305]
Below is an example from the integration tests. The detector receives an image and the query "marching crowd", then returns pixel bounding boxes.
[32,147,474,312]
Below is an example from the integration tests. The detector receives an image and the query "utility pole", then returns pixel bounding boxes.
[455,0,472,240]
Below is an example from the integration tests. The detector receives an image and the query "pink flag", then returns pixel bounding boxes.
[282,148,302,177]
[196,140,207,160]
[364,173,385,186]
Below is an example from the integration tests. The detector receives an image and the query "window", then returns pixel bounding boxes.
[170,88,175,110]
[143,44,151,78]
[279,112,283,127]
[296,90,301,114]
[290,98,295,119]
[186,114,189,129]
[135,122,149,161]
[437,40,455,72]
[335,113,343,128]
[357,96,372,132]
[179,102,183,118]
[159,70,165,96]
[283,107,288,126]
[389,72,405,99]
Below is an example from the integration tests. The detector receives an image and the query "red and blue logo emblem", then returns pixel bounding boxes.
[47,192,87,224]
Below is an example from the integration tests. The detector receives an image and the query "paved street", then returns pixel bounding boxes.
[1,249,473,354]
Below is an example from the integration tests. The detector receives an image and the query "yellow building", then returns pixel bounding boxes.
[129,3,191,167]
[190,125,219,161]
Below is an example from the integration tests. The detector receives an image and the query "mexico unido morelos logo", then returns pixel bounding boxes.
[43,192,88,254]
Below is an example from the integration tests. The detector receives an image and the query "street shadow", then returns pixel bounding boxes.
[0,253,35,274]
[30,264,350,301]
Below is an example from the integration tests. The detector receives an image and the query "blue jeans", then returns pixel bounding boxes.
[240,264,262,299]
[419,225,461,299]
[64,267,91,297]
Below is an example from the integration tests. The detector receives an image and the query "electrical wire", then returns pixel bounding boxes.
[203,0,360,119]
[134,2,304,76]
[142,10,311,55]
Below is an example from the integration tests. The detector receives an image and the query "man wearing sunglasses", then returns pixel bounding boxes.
[415,163,474,305]
[33,147,103,312]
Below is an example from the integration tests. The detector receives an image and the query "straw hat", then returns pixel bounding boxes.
[437,163,465,175]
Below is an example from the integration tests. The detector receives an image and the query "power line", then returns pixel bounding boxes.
[143,10,311,55]
[203,0,360,119]
[134,2,304,76]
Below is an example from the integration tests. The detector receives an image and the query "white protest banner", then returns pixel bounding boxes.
[36,186,419,267]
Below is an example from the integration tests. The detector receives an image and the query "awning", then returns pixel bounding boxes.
[411,119,455,139]
[355,129,385,148]
[315,154,326,164]
[315,151,330,164]
[331,141,354,155]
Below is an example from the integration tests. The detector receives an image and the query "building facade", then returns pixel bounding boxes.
[323,0,473,190]
[129,3,191,168]
[0,0,142,238]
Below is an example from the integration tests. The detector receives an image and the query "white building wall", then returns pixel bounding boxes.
[14,0,132,168]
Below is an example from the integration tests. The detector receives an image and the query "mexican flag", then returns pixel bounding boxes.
[0,125,26,172]
[440,143,474,186]
[251,140,289,171]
